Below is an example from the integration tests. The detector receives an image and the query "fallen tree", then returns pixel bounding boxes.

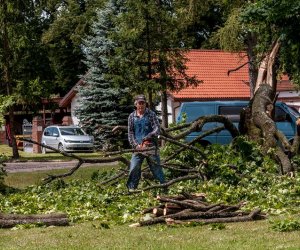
[20,81,298,189]
[19,44,300,186]
[240,40,299,174]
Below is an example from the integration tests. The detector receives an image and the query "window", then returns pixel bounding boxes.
[275,107,289,122]
[44,128,51,136]
[51,127,59,137]
[219,106,245,122]
[59,128,85,136]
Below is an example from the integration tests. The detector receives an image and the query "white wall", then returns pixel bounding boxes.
[156,98,182,125]
[71,94,80,125]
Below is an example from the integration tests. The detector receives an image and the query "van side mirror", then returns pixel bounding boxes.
[53,133,59,137]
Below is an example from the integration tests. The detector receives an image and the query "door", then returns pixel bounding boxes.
[216,105,246,144]
[275,106,295,141]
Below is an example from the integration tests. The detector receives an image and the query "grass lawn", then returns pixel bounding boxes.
[4,165,116,189]
[2,166,300,249]
[0,144,102,162]
[1,220,300,250]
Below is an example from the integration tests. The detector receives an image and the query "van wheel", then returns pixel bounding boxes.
[198,140,211,147]
[58,143,64,153]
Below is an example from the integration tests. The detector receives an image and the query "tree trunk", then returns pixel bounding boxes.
[244,40,293,174]
[161,89,168,128]
[245,32,258,98]
[0,213,69,228]
[1,0,19,159]
[8,108,19,159]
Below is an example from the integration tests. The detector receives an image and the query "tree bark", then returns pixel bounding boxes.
[246,40,293,174]
[0,213,69,228]
[1,0,19,159]
[165,208,263,225]
[161,89,169,128]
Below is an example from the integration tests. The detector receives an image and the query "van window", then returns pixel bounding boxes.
[275,107,290,122]
[219,106,245,122]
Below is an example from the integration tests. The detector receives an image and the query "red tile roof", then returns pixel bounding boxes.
[60,50,297,107]
[171,50,295,100]
[277,75,298,91]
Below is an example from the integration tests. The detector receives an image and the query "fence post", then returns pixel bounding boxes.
[32,116,44,153]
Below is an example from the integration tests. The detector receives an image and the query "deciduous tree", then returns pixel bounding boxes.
[111,0,199,128]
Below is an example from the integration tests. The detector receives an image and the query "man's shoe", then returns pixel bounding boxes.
[128,188,141,194]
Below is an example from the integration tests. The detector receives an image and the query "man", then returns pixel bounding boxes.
[127,94,165,191]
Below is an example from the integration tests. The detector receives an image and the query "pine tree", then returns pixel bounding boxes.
[76,0,131,149]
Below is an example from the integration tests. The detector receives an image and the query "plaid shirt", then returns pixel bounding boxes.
[128,108,160,148]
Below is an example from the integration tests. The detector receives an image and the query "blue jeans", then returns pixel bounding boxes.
[127,152,165,190]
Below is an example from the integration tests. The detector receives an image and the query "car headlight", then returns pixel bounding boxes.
[64,139,71,143]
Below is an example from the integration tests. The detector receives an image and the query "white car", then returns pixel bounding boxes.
[41,125,94,153]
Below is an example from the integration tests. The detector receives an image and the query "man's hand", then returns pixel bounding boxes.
[136,144,144,151]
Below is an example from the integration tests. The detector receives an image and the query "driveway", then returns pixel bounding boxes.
[4,161,117,173]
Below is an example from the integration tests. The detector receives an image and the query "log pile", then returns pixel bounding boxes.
[130,193,266,227]
[0,213,69,228]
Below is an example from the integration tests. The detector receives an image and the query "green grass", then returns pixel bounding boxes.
[4,165,115,189]
[0,144,102,161]
[1,219,300,249]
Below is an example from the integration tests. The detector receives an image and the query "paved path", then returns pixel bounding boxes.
[4,161,117,173]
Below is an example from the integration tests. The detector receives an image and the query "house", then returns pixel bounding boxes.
[59,78,85,126]
[0,96,65,145]
[165,50,300,124]
[59,50,300,125]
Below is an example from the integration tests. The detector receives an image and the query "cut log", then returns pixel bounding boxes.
[139,210,253,226]
[142,204,165,214]
[165,208,263,225]
[163,207,182,216]
[153,208,164,217]
[157,196,207,211]
[164,203,182,209]
[0,213,69,228]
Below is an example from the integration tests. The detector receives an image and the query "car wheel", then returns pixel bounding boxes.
[58,143,64,153]
[42,145,47,154]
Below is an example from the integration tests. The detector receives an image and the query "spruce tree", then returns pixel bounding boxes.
[76,0,131,149]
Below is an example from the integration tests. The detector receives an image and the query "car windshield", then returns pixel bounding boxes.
[59,127,85,136]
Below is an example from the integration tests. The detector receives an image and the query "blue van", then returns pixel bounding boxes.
[176,101,300,145]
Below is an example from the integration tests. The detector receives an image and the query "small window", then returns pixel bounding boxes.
[219,106,245,122]
[275,107,289,122]
[52,127,59,137]
[44,128,51,136]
